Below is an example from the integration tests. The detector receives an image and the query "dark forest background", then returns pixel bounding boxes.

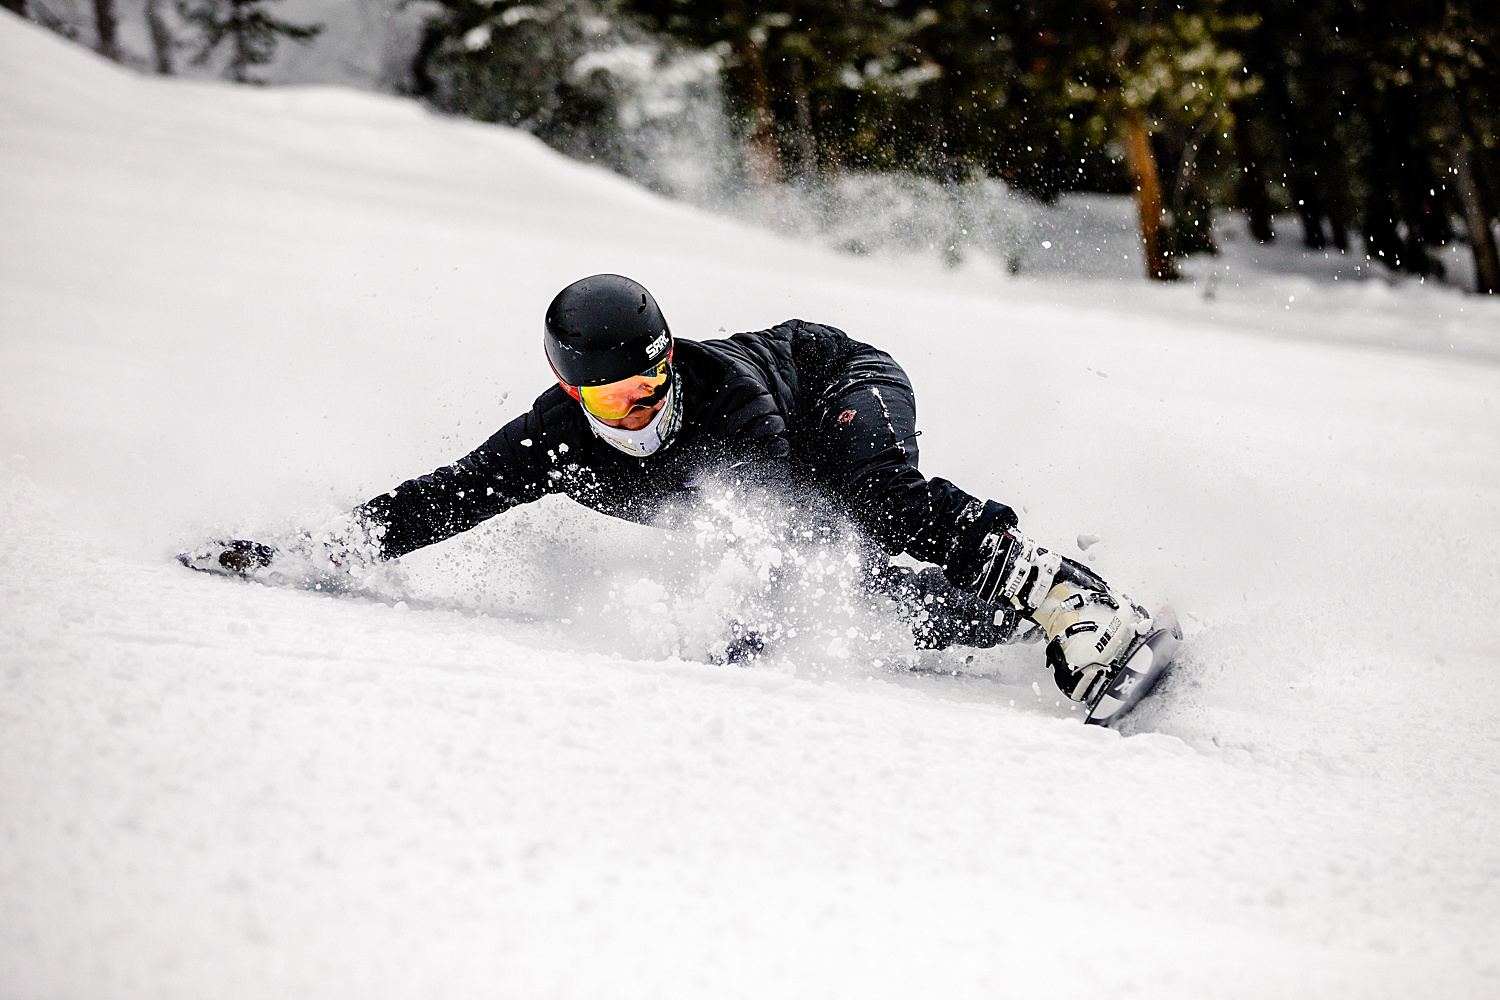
[16,0,1499,291]
[410,0,1498,289]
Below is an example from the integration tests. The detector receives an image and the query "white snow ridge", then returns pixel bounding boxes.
[4,10,1500,999]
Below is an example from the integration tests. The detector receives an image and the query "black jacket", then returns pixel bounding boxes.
[358,320,1014,586]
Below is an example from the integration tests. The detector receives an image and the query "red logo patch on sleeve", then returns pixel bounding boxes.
[837,409,857,424]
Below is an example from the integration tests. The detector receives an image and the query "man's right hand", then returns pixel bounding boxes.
[178,513,384,589]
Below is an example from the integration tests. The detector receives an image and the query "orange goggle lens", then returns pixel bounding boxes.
[577,360,671,421]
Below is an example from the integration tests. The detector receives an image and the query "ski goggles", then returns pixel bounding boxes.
[574,358,672,421]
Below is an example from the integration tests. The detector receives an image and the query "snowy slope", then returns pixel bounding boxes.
[4,12,1500,998]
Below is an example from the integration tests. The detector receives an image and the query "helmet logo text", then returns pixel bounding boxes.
[647,331,669,358]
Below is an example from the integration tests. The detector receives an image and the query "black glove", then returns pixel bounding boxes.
[178,538,276,576]
[966,527,1115,610]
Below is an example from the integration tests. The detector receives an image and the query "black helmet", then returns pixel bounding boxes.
[544,274,672,388]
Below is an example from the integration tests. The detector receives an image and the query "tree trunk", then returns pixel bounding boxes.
[406,22,445,98]
[927,83,952,183]
[1328,213,1350,251]
[228,8,252,84]
[1395,128,1451,250]
[1232,109,1274,243]
[1254,45,1338,252]
[1363,192,1404,270]
[725,0,781,190]
[1450,127,1500,294]
[1294,190,1327,250]
[1167,118,1218,257]
[1122,106,1177,281]
[1365,110,1435,275]
[91,0,117,59]
[787,56,817,186]
[145,0,173,74]
[1393,142,1450,278]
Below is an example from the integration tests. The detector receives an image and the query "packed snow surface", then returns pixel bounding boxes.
[4,12,1500,998]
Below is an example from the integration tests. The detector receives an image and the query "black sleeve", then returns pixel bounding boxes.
[355,399,566,560]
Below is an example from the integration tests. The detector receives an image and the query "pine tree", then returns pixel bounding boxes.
[178,0,321,83]
[622,0,792,187]
[1371,0,1499,291]
[1231,0,1499,291]
[1028,0,1260,280]
[396,0,1498,290]
[411,0,728,197]
[415,0,646,167]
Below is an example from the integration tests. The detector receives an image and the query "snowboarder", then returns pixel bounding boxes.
[186,274,1166,711]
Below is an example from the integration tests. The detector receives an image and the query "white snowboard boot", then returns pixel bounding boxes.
[1029,576,1153,704]
[965,526,1153,703]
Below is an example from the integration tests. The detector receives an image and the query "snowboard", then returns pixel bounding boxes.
[1083,604,1183,728]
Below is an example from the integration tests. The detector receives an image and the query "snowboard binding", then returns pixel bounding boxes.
[1081,605,1184,727]
[963,525,1185,727]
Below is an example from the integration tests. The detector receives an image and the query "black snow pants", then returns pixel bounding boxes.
[800,347,1021,650]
